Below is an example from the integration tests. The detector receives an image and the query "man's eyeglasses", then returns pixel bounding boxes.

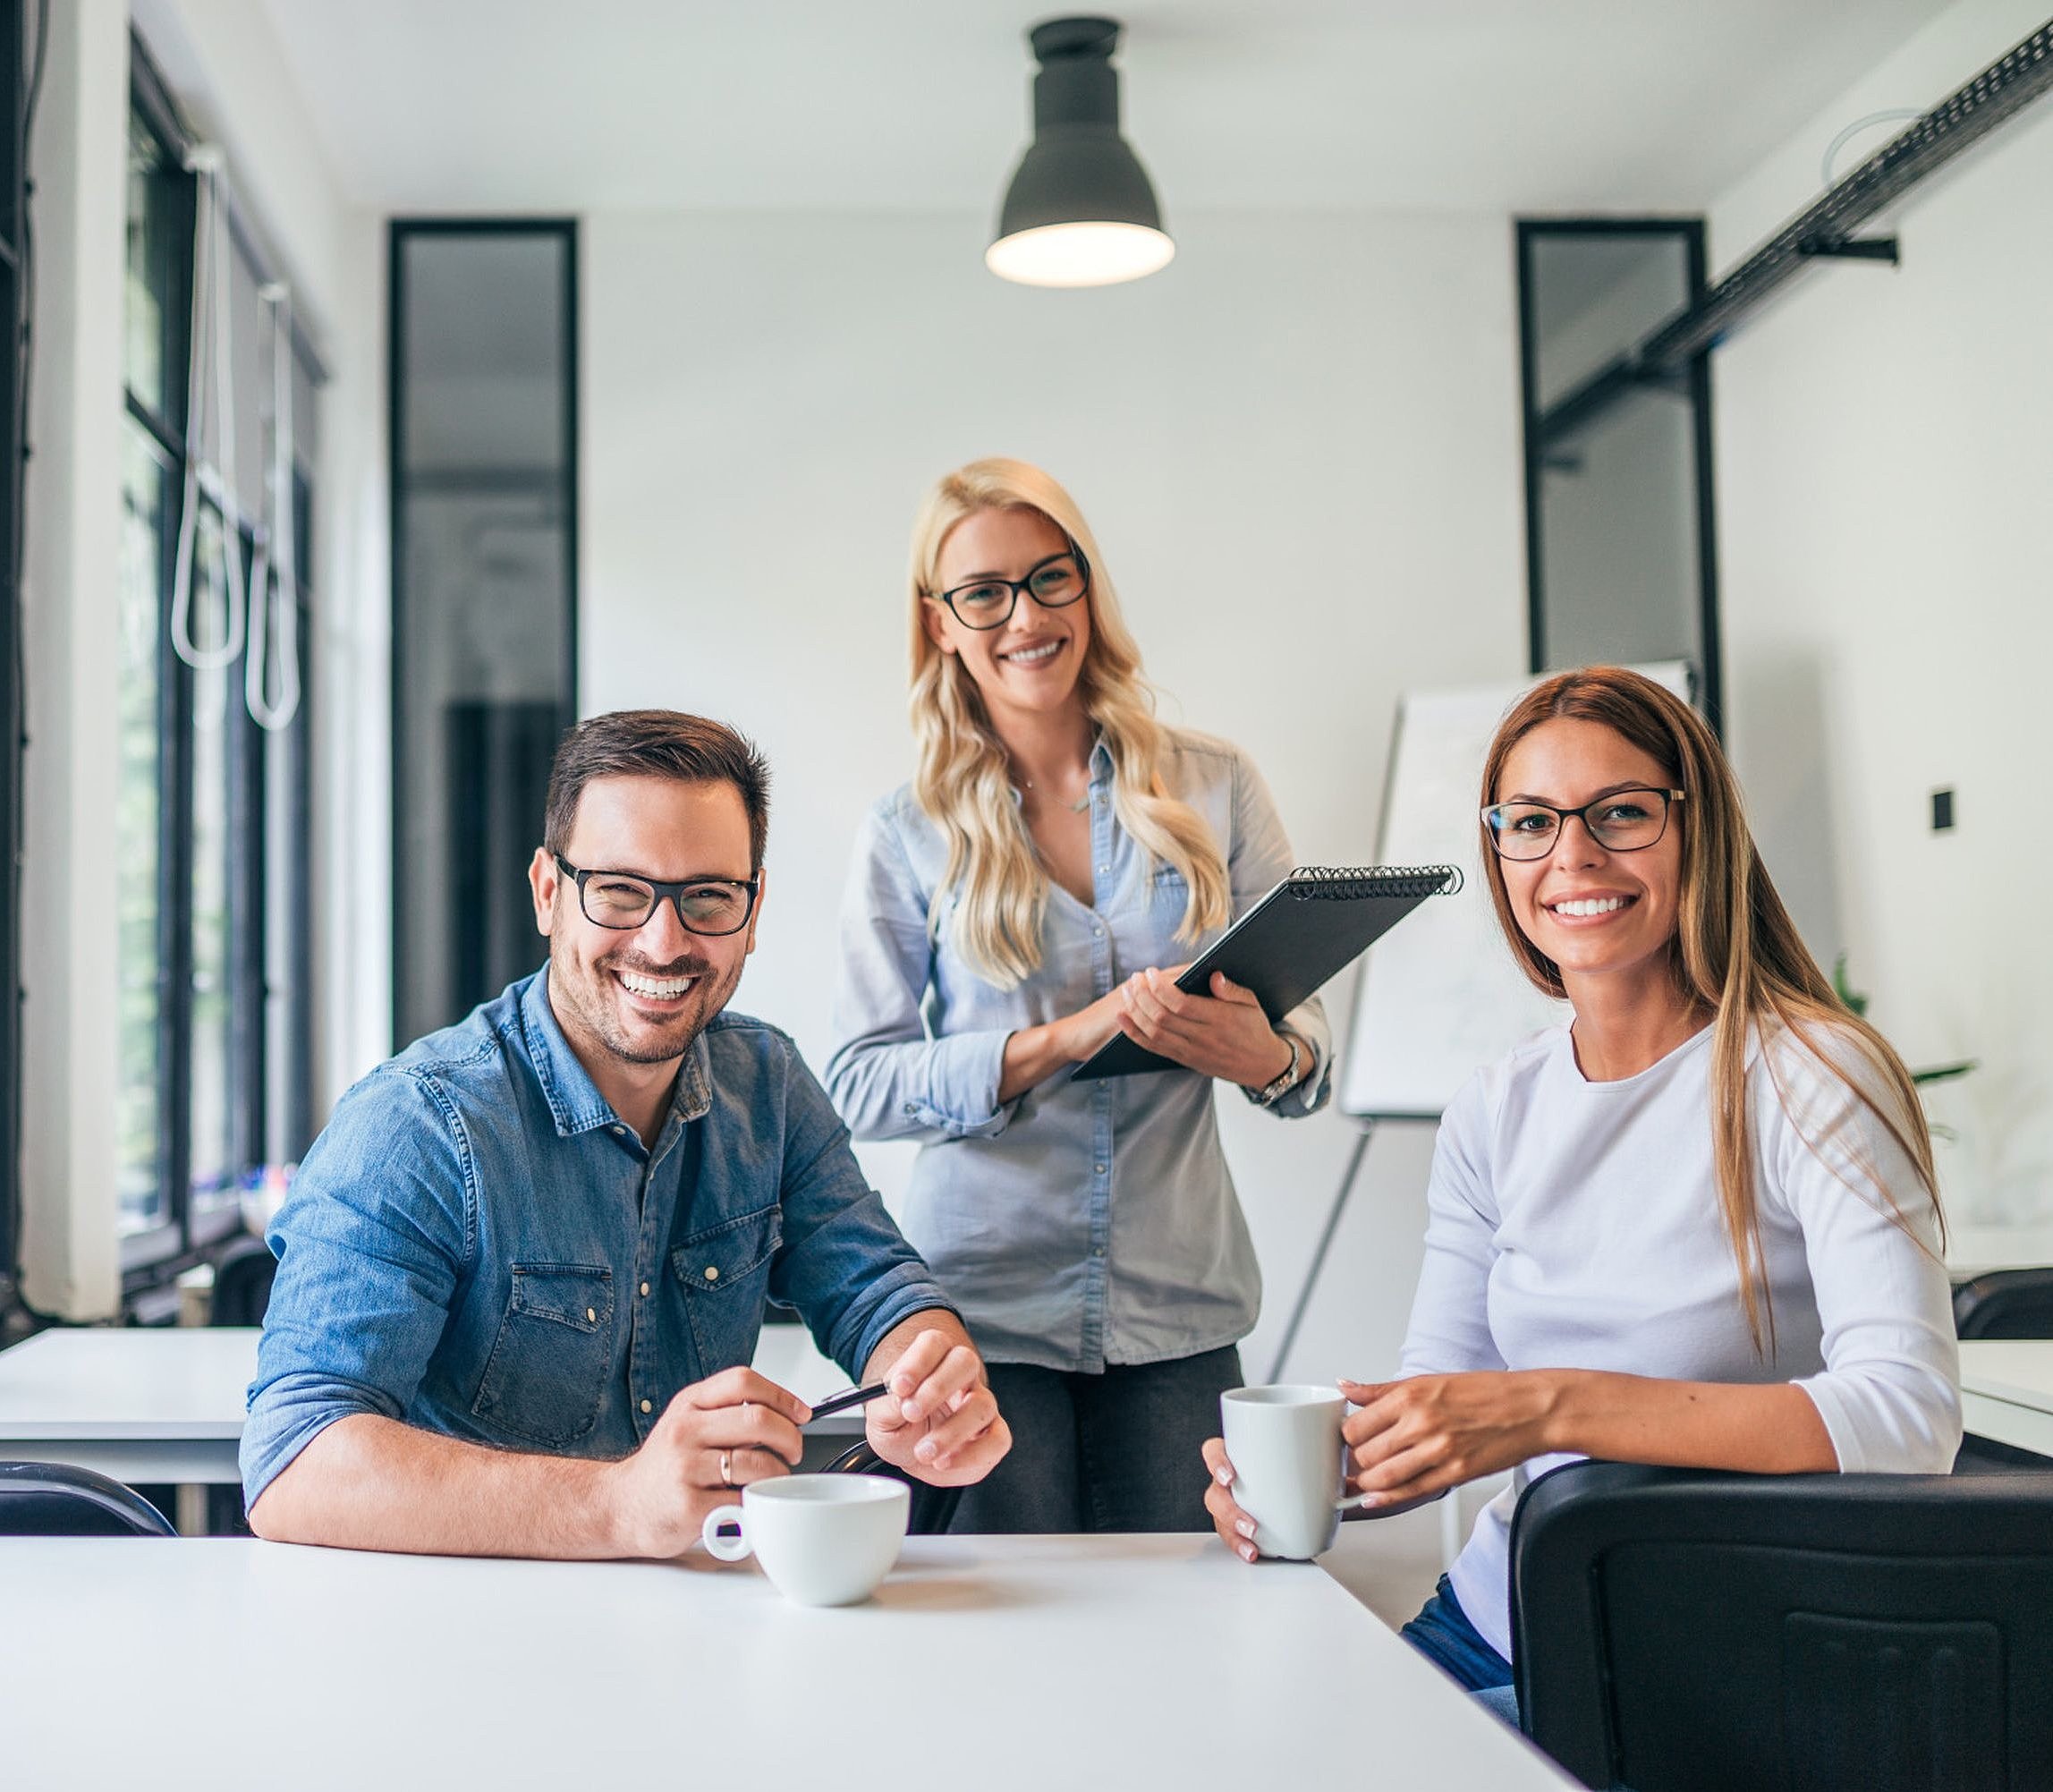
[553,854,759,936]
[930,548,1090,631]
[1480,788,1685,861]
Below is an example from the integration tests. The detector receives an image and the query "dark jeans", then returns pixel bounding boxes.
[946,1344,1243,1533]
[1402,1574,1520,1726]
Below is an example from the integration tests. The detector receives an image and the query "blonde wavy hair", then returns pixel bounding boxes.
[1480,667,1943,1353]
[907,458,1229,988]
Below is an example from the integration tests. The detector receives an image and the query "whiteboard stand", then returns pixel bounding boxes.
[1268,1118,1392,1382]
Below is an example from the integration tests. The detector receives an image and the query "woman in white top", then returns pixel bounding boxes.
[1201,665,1960,1715]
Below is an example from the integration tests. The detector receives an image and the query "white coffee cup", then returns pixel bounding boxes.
[1219,1384,1350,1559]
[700,1474,910,1606]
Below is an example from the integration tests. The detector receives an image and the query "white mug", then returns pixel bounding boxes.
[700,1474,910,1606]
[1219,1384,1350,1559]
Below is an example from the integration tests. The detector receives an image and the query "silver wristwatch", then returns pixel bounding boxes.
[1245,1032,1303,1108]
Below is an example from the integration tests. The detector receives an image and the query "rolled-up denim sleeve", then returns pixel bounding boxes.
[1227,748,1333,1117]
[823,801,1014,1142]
[768,1039,959,1378]
[241,1069,474,1507]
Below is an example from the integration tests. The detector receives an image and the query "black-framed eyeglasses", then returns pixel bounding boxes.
[1480,788,1685,861]
[553,854,759,935]
[929,548,1090,631]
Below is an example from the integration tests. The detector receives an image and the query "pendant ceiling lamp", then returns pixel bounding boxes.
[987,16,1174,288]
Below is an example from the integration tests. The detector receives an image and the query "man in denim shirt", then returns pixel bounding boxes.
[245,711,1009,1557]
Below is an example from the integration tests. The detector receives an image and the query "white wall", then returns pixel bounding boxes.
[1710,0,2053,1224]
[582,208,1526,1377]
[18,2,131,1316]
[17,0,385,1315]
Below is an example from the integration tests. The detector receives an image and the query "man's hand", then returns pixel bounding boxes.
[863,1319,1010,1486]
[604,1366,810,1558]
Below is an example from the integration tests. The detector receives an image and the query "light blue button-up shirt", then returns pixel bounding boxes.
[825,731,1331,1373]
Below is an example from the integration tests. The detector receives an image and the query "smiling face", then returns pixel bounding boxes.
[922,505,1093,730]
[529,774,762,1071]
[1492,717,1684,998]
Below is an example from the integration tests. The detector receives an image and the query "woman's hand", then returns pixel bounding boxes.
[998,983,1134,1102]
[1339,1372,1563,1507]
[1200,1437,1262,1563]
[1121,967,1295,1091]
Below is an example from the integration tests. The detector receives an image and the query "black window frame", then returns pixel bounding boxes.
[388,217,579,1050]
[120,43,318,1286]
[1515,217,1723,733]
[0,0,27,1304]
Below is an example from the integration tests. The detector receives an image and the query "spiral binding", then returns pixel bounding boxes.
[1284,864,1463,900]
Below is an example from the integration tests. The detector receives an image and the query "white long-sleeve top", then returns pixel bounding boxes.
[1399,1020,1961,1661]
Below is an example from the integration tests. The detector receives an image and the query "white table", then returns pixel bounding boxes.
[0,1322,871,1490]
[0,1327,252,1484]
[0,1533,1574,1789]
[1959,1338,2053,1457]
[1946,1222,2053,1280]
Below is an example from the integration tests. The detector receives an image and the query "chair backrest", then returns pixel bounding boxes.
[1510,1460,2053,1792]
[1954,1268,2053,1339]
[0,1461,177,1536]
[210,1236,278,1329]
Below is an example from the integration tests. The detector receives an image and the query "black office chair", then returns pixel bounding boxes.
[1954,1268,2053,1339]
[819,1439,962,1534]
[202,1237,279,1534]
[210,1236,278,1329]
[1510,1460,2053,1792]
[0,1461,177,1536]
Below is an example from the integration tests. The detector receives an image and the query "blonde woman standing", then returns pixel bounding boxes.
[825,459,1330,1532]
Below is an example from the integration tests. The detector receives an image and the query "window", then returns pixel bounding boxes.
[390,222,577,1046]
[120,53,318,1278]
[1517,220,1721,726]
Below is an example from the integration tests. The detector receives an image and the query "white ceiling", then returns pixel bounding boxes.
[258,0,1955,218]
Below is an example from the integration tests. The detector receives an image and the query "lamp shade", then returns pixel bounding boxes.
[987,17,1174,288]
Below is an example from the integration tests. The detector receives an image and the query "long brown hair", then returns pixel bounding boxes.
[1479,667,1942,1352]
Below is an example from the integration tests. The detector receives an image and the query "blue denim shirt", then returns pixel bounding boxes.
[825,731,1331,1373]
[242,971,953,1506]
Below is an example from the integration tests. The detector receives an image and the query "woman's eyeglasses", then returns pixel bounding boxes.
[929,548,1090,631]
[1480,788,1684,861]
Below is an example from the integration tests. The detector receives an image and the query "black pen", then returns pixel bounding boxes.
[805,1380,888,1421]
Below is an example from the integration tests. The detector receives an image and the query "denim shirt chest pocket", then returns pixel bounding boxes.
[470,1263,615,1448]
[673,1202,782,1375]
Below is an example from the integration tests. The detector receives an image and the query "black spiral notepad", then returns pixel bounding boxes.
[1070,864,1462,1082]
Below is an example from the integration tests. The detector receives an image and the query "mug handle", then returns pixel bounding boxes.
[700,1503,751,1562]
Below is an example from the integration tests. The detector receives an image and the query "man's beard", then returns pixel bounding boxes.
[553,939,734,1066]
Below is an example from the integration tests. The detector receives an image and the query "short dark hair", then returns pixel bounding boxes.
[543,710,771,870]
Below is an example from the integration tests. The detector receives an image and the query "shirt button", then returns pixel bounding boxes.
[640,1398,653,1414]
[585,1307,596,1323]
[902,1102,916,1117]
[1091,1245,1106,1258]
[1097,865,1109,875]
[1094,1164,1107,1175]
[704,1266,719,1282]
[611,1125,625,1137]
[640,1281,650,1297]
